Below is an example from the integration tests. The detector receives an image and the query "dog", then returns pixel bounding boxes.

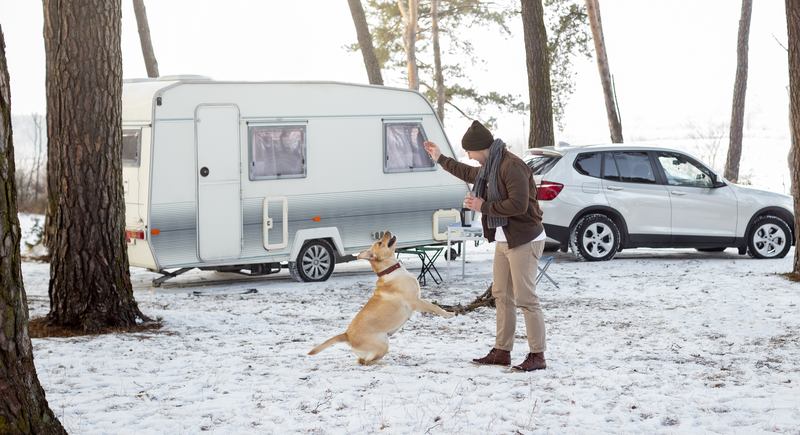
[308,231,454,365]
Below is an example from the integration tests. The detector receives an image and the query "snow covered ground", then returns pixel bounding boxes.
[17,214,800,433]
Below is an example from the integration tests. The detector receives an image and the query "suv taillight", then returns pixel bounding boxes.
[536,181,564,201]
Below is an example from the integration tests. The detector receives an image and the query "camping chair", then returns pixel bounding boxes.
[536,255,558,288]
[395,246,444,286]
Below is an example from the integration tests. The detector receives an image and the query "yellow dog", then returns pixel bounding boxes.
[308,231,454,365]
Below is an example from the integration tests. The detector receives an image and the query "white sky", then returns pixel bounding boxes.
[0,0,791,149]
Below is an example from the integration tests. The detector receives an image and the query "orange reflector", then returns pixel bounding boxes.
[312,216,321,222]
[150,228,161,236]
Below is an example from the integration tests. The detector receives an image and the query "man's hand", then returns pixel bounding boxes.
[464,192,483,212]
[423,141,441,161]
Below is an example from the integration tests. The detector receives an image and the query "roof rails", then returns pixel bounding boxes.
[523,147,563,157]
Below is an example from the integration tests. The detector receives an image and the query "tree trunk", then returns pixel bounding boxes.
[133,0,159,78]
[0,25,67,435]
[43,0,149,332]
[431,0,445,121]
[521,0,554,148]
[32,114,43,205]
[347,0,384,85]
[786,0,800,276]
[43,122,57,253]
[585,0,623,143]
[398,0,419,90]
[724,0,752,183]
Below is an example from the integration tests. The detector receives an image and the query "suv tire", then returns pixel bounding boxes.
[572,214,621,262]
[747,215,792,259]
[289,239,336,282]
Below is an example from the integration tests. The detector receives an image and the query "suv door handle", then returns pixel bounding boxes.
[606,186,623,191]
[671,191,687,196]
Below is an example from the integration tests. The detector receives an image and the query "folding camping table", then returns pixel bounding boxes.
[445,225,559,287]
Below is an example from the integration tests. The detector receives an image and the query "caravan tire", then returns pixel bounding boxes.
[289,239,335,282]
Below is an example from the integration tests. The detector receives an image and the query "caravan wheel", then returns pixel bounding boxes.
[289,240,335,282]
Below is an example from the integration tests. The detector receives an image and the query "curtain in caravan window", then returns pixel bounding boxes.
[122,129,141,166]
[250,125,306,179]
[384,122,434,172]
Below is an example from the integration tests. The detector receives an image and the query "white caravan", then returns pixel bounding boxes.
[121,76,467,285]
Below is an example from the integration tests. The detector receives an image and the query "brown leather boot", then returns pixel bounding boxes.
[512,352,546,371]
[471,348,511,366]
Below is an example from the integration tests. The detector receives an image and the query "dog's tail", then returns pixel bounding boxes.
[308,333,348,355]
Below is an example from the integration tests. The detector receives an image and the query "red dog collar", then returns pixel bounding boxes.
[377,263,402,277]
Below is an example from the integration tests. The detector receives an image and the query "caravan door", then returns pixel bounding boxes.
[195,105,242,261]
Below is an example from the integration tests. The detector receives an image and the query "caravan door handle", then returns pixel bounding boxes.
[671,190,687,196]
[606,186,623,191]
[200,167,209,177]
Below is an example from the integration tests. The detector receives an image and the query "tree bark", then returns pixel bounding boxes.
[431,0,445,121]
[585,0,623,143]
[347,0,383,85]
[786,0,800,276]
[724,0,753,183]
[43,0,149,332]
[0,25,66,435]
[521,0,554,148]
[133,0,159,78]
[398,0,420,90]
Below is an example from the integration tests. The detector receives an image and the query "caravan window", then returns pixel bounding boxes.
[383,122,435,173]
[122,129,141,167]
[249,125,307,180]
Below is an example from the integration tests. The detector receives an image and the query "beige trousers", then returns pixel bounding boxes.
[492,239,546,353]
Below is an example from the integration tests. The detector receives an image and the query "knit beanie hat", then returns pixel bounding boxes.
[461,120,494,151]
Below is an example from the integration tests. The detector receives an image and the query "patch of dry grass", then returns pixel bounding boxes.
[780,272,800,282]
[28,317,163,338]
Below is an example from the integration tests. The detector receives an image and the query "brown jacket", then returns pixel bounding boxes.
[438,150,544,249]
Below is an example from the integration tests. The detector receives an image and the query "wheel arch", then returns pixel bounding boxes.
[745,207,795,246]
[569,206,630,247]
[289,228,345,261]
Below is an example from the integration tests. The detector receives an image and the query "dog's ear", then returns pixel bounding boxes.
[357,249,374,260]
[388,235,396,248]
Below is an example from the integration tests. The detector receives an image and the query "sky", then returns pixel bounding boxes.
[0,0,791,151]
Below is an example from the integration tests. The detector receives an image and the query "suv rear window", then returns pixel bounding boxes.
[525,155,561,175]
[573,152,602,178]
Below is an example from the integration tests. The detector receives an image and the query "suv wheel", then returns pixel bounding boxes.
[289,239,336,282]
[747,215,792,259]
[572,214,621,261]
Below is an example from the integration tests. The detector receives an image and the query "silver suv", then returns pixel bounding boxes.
[525,145,795,261]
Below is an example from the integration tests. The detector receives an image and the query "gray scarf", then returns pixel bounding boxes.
[472,139,507,229]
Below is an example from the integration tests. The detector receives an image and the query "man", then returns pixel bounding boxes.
[423,120,548,371]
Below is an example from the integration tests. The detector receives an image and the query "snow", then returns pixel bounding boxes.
[18,212,46,257]
[17,215,800,433]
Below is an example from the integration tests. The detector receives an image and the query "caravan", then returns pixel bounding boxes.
[122,77,468,284]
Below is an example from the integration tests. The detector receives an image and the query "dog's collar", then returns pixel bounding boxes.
[377,262,402,277]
